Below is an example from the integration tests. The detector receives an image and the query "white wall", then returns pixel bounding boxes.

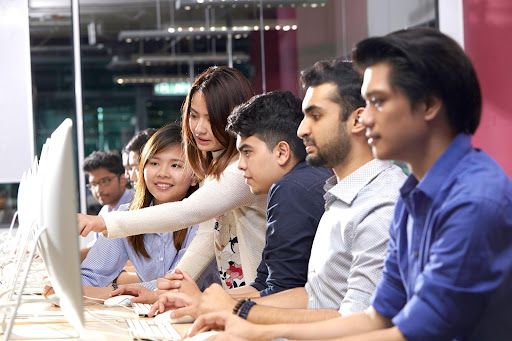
[367,0,437,37]
[438,0,464,49]
[0,0,34,183]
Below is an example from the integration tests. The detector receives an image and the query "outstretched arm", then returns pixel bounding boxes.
[101,165,259,239]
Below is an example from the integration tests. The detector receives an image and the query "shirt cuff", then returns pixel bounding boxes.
[371,277,405,320]
[392,295,451,341]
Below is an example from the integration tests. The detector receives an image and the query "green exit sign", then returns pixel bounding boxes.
[154,81,191,96]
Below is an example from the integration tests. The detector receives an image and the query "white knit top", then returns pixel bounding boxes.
[102,160,267,285]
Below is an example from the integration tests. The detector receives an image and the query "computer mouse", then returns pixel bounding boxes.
[104,294,135,307]
[153,310,195,324]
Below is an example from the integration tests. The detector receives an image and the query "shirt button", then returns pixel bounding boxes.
[309,297,314,302]
[414,251,419,258]
[160,257,163,262]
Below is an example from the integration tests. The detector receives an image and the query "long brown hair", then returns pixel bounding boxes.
[182,66,254,180]
[128,123,198,258]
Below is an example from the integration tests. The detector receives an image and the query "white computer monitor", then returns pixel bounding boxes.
[38,118,84,334]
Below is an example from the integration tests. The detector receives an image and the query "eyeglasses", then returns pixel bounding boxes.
[86,175,120,190]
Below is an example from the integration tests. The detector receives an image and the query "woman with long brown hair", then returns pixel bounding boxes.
[79,67,267,291]
[76,123,206,300]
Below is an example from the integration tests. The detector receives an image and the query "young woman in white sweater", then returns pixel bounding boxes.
[78,67,267,291]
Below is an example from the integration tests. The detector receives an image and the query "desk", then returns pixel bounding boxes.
[6,300,191,340]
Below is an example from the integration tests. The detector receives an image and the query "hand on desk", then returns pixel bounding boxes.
[187,311,254,341]
[111,285,162,304]
[78,213,106,237]
[149,292,199,318]
[197,283,237,316]
[157,268,202,298]
[42,285,54,298]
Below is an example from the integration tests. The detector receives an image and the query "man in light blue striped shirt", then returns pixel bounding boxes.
[184,60,406,324]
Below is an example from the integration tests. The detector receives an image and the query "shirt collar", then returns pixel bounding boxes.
[325,159,393,206]
[416,133,472,199]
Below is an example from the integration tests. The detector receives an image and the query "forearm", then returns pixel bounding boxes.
[104,167,257,239]
[247,306,340,325]
[228,285,260,299]
[174,222,216,280]
[253,287,308,309]
[253,308,393,340]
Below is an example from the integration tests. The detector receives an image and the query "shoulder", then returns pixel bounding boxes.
[447,149,512,204]
[276,163,331,191]
[358,165,406,203]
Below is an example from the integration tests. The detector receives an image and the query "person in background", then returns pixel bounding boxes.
[188,28,512,341]
[123,128,158,187]
[79,150,134,261]
[0,189,16,225]
[78,67,268,301]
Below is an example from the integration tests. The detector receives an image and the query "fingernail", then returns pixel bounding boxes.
[175,282,180,286]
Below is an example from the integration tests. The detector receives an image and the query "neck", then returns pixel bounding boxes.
[407,127,457,180]
[108,201,119,210]
[332,140,374,182]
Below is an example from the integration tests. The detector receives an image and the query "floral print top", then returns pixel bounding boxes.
[214,219,245,289]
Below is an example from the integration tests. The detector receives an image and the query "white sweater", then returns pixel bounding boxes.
[102,161,267,284]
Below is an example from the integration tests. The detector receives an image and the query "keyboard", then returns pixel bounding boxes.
[125,319,182,340]
[133,303,153,317]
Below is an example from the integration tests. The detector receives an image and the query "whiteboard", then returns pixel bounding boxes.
[0,0,34,183]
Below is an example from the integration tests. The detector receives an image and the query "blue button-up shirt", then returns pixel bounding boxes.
[371,133,512,340]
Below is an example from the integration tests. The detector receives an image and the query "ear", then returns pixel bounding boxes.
[274,141,292,166]
[190,175,199,187]
[119,174,129,188]
[423,96,443,123]
[348,107,366,134]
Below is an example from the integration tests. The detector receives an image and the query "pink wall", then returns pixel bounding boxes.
[464,0,512,176]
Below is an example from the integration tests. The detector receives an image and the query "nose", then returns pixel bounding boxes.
[194,117,208,135]
[297,117,310,139]
[129,168,138,184]
[360,105,374,128]
[237,155,247,171]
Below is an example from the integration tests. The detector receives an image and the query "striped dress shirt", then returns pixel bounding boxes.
[305,159,406,315]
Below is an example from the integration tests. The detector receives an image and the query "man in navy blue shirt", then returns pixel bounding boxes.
[226,90,331,297]
[146,91,331,314]
[186,28,512,341]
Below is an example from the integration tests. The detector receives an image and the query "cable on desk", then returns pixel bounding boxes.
[84,308,130,331]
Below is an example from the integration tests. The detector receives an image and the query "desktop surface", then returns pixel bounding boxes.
[8,300,192,340]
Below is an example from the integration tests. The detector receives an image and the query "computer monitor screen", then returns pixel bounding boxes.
[38,118,84,333]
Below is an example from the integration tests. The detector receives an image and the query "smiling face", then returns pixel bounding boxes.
[236,135,285,195]
[143,144,197,205]
[298,83,352,169]
[360,62,427,162]
[188,91,224,152]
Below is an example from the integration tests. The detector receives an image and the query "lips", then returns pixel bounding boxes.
[155,183,173,190]
[195,136,210,145]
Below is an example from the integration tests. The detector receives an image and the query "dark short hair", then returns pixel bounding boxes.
[83,150,124,175]
[123,128,158,154]
[352,27,481,134]
[300,59,365,122]
[226,91,307,161]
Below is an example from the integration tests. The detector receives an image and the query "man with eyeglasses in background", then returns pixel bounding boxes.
[80,150,134,261]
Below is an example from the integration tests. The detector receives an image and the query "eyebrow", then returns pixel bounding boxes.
[149,156,183,162]
[237,143,251,152]
[362,89,387,100]
[303,104,323,114]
